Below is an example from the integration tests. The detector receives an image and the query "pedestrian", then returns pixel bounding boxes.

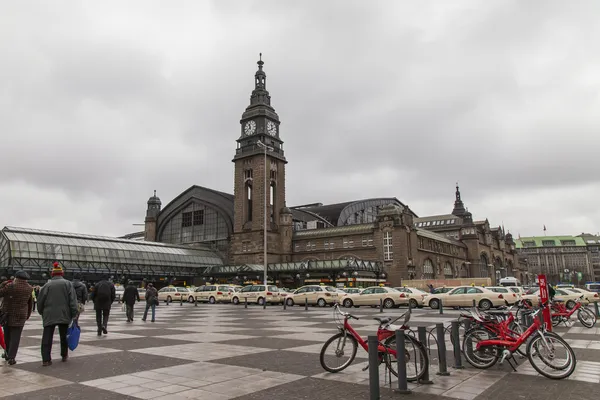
[122,281,140,322]
[142,283,158,322]
[0,270,33,365]
[90,276,115,336]
[72,273,87,327]
[37,263,78,366]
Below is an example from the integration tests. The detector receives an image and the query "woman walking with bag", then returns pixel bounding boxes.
[0,270,33,365]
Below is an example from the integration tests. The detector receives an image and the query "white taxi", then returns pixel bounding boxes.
[157,286,191,303]
[285,285,340,307]
[394,287,427,308]
[341,286,410,309]
[423,286,505,310]
[194,285,236,304]
[231,284,281,305]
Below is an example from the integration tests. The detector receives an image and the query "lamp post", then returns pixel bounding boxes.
[256,140,274,287]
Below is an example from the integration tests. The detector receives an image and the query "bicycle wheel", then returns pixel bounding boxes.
[383,334,428,382]
[526,332,576,379]
[319,332,358,373]
[577,308,596,328]
[462,328,500,369]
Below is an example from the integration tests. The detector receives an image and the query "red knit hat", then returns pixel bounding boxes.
[51,262,64,276]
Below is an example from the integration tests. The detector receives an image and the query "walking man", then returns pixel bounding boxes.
[72,273,87,327]
[37,263,78,366]
[122,281,140,322]
[90,276,115,336]
[0,270,33,365]
[142,283,158,322]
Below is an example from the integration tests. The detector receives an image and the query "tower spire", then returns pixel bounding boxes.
[452,182,467,217]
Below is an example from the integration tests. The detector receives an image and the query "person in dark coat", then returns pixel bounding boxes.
[37,263,78,366]
[0,270,33,365]
[142,283,158,322]
[72,273,87,327]
[122,281,140,322]
[90,276,115,336]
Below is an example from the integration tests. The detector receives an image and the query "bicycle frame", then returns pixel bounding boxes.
[551,301,581,318]
[339,317,404,357]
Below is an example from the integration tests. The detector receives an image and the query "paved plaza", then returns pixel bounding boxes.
[1,302,599,399]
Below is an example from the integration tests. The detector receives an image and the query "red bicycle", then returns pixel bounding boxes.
[319,304,428,382]
[463,303,577,380]
[551,296,596,328]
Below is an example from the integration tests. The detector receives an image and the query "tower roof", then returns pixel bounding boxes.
[451,183,467,217]
[147,190,161,206]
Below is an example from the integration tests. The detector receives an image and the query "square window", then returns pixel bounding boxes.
[182,212,192,228]
[193,210,204,225]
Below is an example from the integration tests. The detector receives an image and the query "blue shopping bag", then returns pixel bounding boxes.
[66,323,81,351]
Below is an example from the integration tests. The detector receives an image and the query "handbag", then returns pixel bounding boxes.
[66,323,81,351]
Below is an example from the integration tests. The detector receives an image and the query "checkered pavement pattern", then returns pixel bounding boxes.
[1,302,599,399]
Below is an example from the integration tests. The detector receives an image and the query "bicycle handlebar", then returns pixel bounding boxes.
[333,303,360,320]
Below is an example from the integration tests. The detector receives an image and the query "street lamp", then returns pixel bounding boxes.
[256,140,274,287]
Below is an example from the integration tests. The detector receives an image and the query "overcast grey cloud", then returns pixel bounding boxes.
[1,0,599,238]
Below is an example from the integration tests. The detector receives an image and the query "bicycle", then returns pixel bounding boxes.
[550,296,596,328]
[462,303,576,380]
[319,303,428,382]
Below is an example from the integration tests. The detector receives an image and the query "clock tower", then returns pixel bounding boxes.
[231,55,290,265]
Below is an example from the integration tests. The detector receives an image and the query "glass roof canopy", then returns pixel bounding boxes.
[0,226,223,277]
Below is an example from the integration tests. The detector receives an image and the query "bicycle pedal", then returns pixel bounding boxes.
[362,365,369,371]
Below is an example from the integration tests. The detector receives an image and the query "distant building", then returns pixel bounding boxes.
[515,236,595,285]
[577,233,600,282]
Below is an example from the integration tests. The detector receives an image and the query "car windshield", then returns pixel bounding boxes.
[267,285,277,291]
[387,287,401,293]
[324,287,338,292]
[509,288,520,293]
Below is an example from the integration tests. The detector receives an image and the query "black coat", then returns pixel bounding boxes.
[90,280,115,311]
[122,285,140,305]
[72,280,87,304]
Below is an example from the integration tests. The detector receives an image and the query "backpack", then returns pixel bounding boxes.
[95,281,112,303]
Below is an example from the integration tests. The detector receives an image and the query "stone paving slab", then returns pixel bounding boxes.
[1,302,598,399]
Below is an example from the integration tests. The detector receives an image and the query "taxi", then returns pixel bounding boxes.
[285,285,340,307]
[341,286,410,309]
[231,284,281,305]
[394,286,427,308]
[157,286,191,303]
[194,285,236,304]
[423,286,505,310]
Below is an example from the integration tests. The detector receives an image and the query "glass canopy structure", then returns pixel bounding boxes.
[0,226,223,281]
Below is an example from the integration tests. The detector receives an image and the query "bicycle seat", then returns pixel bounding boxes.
[373,317,392,325]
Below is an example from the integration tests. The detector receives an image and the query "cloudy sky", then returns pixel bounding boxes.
[2,0,599,238]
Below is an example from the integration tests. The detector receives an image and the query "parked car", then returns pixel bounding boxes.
[231,285,281,305]
[487,286,519,305]
[285,285,339,307]
[394,287,427,308]
[157,286,192,303]
[423,286,505,310]
[341,286,410,309]
[194,285,235,303]
[137,288,146,301]
[114,286,125,302]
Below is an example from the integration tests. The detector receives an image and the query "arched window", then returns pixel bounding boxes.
[480,253,489,278]
[444,262,453,278]
[246,183,253,222]
[270,182,276,223]
[423,259,434,280]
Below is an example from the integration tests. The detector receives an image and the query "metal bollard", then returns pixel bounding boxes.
[180,296,183,306]
[394,329,411,394]
[367,335,380,400]
[194,296,198,307]
[464,319,471,333]
[305,298,308,311]
[283,299,287,310]
[263,298,267,310]
[435,323,450,376]
[439,298,443,315]
[245,297,248,309]
[380,298,383,313]
[594,302,600,318]
[417,326,433,384]
[166,298,170,306]
[472,299,476,308]
[451,321,464,369]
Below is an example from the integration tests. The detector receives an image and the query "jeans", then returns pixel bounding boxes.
[95,309,110,333]
[142,303,155,321]
[125,304,134,321]
[4,326,24,360]
[41,324,68,362]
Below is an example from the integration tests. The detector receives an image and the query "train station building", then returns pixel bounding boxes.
[0,57,525,287]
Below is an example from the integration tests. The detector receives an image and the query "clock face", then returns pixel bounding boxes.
[266,121,277,136]
[244,120,256,136]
